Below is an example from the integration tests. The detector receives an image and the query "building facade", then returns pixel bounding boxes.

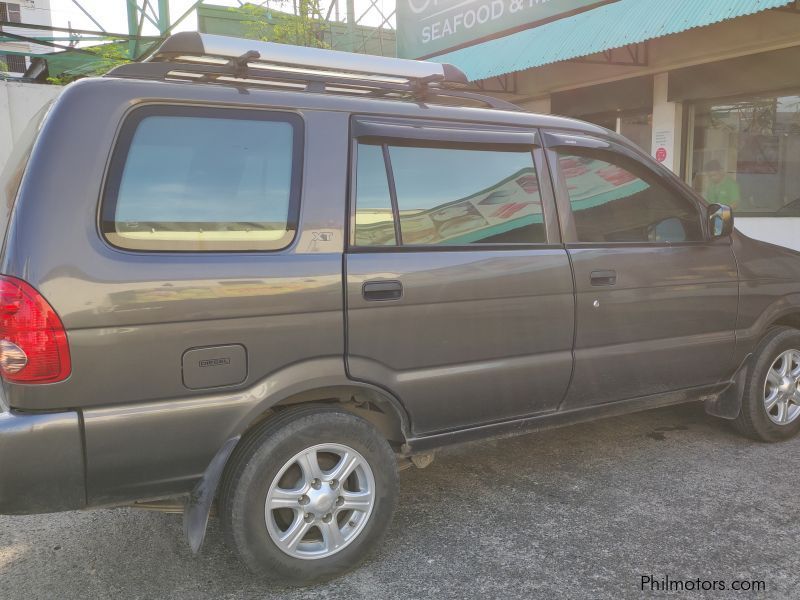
[400,0,800,250]
[0,0,52,76]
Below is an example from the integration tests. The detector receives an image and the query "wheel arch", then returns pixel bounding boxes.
[228,379,412,450]
[269,386,410,447]
[709,307,800,421]
[183,363,411,554]
[741,296,800,353]
[771,311,800,331]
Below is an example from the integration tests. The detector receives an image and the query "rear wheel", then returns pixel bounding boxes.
[219,406,398,585]
[733,327,800,442]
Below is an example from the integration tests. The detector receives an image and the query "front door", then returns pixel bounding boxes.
[544,131,739,409]
[345,118,575,435]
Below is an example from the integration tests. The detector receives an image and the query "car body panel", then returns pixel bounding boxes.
[0,75,799,514]
[81,357,363,505]
[1,81,348,412]
[0,409,85,514]
[346,250,575,434]
[731,234,800,364]
[562,242,739,408]
[540,130,740,408]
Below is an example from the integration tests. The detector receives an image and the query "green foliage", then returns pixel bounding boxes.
[46,43,131,86]
[236,2,328,48]
[0,59,8,73]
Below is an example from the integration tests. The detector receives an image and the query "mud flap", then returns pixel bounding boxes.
[704,356,751,420]
[183,435,240,554]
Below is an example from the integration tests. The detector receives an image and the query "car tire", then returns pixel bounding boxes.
[218,405,398,585]
[733,327,800,442]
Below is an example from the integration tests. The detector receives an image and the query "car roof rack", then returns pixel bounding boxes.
[105,32,522,112]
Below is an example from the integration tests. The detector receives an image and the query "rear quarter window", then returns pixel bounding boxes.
[101,106,303,252]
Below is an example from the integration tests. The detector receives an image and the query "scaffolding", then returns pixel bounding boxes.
[0,1,396,80]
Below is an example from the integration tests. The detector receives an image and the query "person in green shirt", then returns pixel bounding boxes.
[704,160,741,209]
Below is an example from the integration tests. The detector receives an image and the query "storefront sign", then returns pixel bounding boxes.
[397,0,606,58]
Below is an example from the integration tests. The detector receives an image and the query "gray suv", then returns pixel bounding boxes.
[2,33,800,585]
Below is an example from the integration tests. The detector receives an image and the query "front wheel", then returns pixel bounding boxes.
[733,327,800,442]
[219,406,398,584]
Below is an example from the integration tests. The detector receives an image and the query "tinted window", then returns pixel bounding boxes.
[354,143,396,246]
[103,108,302,251]
[557,148,702,243]
[390,145,545,245]
[353,141,546,246]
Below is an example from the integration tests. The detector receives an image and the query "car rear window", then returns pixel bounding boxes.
[101,106,303,252]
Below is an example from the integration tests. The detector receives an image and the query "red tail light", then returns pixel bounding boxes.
[0,276,71,383]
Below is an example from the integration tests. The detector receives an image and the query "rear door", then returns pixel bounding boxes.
[544,131,739,409]
[345,118,574,435]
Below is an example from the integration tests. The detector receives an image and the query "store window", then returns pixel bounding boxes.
[690,94,800,216]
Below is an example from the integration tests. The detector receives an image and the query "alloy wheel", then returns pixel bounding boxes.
[264,443,375,560]
[763,349,800,425]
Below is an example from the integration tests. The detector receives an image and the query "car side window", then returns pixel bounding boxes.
[102,107,303,252]
[556,147,703,243]
[354,141,546,246]
[354,143,396,247]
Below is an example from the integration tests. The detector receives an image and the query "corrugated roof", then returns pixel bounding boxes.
[431,0,792,81]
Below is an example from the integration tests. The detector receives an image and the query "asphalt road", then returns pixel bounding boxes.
[2,402,799,599]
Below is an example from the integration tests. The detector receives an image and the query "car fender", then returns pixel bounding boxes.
[176,358,410,553]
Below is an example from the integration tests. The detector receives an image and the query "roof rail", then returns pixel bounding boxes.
[105,32,522,112]
[153,32,468,85]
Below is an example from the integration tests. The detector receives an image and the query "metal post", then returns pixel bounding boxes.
[346,0,356,52]
[157,0,171,36]
[126,0,139,58]
[71,0,107,33]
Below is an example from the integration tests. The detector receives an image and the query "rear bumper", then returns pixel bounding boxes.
[0,408,85,515]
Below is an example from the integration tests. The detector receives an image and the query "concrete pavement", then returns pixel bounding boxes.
[1,402,798,599]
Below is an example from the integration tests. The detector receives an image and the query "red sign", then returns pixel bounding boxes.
[655,147,668,163]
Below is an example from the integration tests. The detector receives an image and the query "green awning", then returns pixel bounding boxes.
[431,0,793,81]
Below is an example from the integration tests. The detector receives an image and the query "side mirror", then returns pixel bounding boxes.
[708,203,734,239]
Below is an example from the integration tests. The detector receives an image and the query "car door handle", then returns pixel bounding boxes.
[362,280,403,301]
[590,270,617,286]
